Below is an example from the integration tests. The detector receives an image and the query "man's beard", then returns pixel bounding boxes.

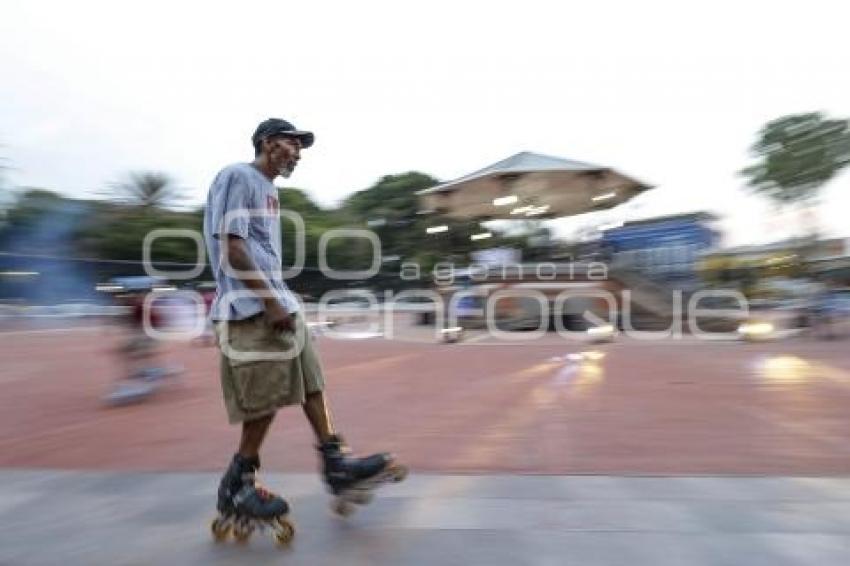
[278,162,296,178]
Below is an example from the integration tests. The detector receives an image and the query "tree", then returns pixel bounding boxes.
[741,112,850,205]
[276,187,345,271]
[341,172,440,262]
[74,202,203,263]
[2,188,66,230]
[343,171,439,220]
[112,171,183,208]
[278,186,325,218]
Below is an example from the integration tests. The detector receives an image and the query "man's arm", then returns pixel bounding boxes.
[225,234,293,332]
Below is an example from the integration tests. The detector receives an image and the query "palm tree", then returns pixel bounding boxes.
[113,171,182,208]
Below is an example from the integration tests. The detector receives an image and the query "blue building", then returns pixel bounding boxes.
[601,212,720,288]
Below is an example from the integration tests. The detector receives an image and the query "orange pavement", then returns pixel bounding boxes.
[1,324,849,475]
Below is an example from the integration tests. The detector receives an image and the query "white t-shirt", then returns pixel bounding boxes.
[203,163,300,321]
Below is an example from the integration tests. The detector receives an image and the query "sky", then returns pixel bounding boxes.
[1,0,849,247]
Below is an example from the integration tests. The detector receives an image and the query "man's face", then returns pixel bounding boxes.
[266,135,302,178]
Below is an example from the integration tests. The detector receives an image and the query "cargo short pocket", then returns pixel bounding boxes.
[219,315,298,363]
[229,360,292,414]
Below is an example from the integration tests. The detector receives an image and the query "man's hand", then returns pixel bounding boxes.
[264,299,294,332]
[225,235,293,332]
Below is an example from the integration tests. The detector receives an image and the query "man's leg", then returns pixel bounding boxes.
[217,412,288,518]
[297,317,397,495]
[214,318,289,521]
[238,414,275,459]
[305,391,398,495]
[303,391,335,444]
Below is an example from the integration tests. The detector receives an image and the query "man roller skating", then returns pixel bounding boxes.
[203,118,406,546]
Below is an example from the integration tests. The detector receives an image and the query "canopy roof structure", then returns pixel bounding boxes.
[417,151,652,221]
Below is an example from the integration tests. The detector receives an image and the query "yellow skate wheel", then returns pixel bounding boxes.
[210,517,231,542]
[232,520,253,543]
[274,518,295,546]
[390,464,409,482]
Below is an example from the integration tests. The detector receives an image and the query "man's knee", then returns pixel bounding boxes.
[243,413,275,429]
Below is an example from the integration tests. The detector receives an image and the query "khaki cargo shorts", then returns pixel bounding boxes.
[215,312,325,424]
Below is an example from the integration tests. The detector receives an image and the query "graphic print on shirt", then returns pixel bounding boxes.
[266,194,279,215]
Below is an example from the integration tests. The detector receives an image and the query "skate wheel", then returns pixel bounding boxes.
[332,499,355,517]
[390,464,409,482]
[210,517,231,542]
[274,518,295,546]
[232,519,253,543]
[348,490,374,505]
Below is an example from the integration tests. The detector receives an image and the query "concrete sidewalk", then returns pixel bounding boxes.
[1,470,848,566]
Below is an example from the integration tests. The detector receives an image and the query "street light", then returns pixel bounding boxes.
[493,195,518,206]
[470,232,492,241]
[426,225,449,234]
[525,205,550,216]
[592,191,617,202]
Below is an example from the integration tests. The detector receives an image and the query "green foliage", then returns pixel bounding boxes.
[340,172,444,265]
[75,204,203,264]
[741,112,850,204]
[277,187,346,270]
[278,186,324,218]
[3,188,66,229]
[343,171,438,219]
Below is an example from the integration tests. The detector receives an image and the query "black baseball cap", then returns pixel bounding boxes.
[252,118,315,150]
